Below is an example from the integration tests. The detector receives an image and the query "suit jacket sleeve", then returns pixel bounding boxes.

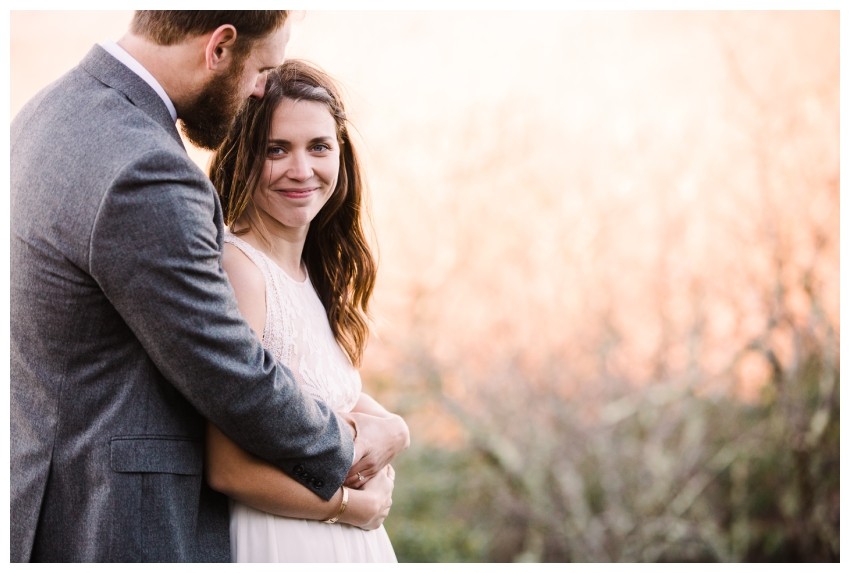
[89,146,352,500]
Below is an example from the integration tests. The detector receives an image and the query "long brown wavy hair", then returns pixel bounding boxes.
[209,59,376,367]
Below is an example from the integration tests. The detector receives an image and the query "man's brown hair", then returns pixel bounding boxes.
[131,11,288,50]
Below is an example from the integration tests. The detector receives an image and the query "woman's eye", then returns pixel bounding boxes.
[312,143,331,152]
[267,146,285,157]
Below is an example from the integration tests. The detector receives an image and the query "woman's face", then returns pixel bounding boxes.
[252,97,340,236]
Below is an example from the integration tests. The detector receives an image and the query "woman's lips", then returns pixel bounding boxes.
[276,188,315,199]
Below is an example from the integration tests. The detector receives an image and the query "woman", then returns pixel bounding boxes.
[206,60,408,562]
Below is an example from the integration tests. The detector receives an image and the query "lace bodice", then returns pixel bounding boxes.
[224,233,361,413]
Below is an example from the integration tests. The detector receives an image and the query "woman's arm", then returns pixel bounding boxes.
[206,422,393,529]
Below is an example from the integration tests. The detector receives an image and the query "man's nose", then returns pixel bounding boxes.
[250,73,268,99]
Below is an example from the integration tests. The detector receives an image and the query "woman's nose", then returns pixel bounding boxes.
[286,152,312,180]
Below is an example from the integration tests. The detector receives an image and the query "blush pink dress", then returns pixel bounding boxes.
[224,233,397,563]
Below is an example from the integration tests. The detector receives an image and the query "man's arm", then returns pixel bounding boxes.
[90,148,352,500]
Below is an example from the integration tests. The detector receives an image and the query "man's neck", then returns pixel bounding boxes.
[101,40,177,122]
[117,32,204,115]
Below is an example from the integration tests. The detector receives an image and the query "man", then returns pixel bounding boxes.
[11,11,397,562]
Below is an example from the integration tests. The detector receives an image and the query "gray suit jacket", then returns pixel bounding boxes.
[10,45,354,562]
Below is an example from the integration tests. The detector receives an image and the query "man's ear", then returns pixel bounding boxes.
[205,24,238,71]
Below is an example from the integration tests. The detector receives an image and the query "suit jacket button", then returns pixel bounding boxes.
[315,480,324,488]
[294,464,305,476]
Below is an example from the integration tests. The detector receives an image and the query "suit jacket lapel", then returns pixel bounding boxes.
[80,44,185,150]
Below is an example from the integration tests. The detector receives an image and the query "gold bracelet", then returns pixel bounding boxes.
[323,486,349,524]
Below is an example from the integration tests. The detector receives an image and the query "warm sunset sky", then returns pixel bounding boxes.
[4,5,844,427]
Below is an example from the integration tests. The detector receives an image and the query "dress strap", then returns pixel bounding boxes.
[223,232,273,279]
[223,232,276,343]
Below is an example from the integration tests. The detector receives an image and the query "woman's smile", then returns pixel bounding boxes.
[275,187,317,199]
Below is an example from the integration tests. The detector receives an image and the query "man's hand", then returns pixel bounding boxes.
[344,412,409,488]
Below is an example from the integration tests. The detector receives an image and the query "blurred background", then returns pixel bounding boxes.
[11,10,839,562]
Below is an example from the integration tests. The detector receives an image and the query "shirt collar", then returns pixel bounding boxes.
[99,40,178,123]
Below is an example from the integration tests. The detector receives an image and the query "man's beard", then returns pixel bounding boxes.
[179,66,245,151]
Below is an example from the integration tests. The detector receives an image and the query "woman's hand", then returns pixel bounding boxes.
[345,412,409,488]
[341,465,395,530]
